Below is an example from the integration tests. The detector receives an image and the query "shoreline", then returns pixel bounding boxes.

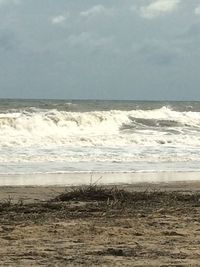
[0,171,200,186]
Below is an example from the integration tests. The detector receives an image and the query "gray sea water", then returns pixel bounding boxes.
[0,99,200,174]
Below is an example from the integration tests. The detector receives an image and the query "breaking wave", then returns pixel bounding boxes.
[1,101,200,174]
[0,106,200,147]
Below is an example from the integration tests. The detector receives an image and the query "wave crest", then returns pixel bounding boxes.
[0,106,200,147]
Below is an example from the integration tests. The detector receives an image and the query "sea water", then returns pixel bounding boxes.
[0,99,200,175]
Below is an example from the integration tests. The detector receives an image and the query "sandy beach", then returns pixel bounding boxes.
[0,180,200,266]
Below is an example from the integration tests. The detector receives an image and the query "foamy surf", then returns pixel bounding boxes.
[0,100,200,174]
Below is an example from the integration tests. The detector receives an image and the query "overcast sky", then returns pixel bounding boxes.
[0,0,200,100]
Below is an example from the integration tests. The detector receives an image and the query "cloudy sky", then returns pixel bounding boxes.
[0,0,200,100]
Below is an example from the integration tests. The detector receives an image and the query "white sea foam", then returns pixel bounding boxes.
[0,105,200,173]
[0,106,200,146]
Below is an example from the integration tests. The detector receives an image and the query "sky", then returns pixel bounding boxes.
[0,0,200,100]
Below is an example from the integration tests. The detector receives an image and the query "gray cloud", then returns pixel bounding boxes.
[0,30,17,51]
[0,0,200,100]
[138,40,181,65]
[66,32,114,49]
[0,0,20,6]
[183,23,200,38]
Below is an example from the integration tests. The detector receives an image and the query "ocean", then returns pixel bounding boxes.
[0,99,200,175]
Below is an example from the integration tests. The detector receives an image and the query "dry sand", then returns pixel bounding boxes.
[0,182,200,266]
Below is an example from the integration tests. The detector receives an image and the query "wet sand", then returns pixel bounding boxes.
[0,181,200,266]
[1,171,200,186]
